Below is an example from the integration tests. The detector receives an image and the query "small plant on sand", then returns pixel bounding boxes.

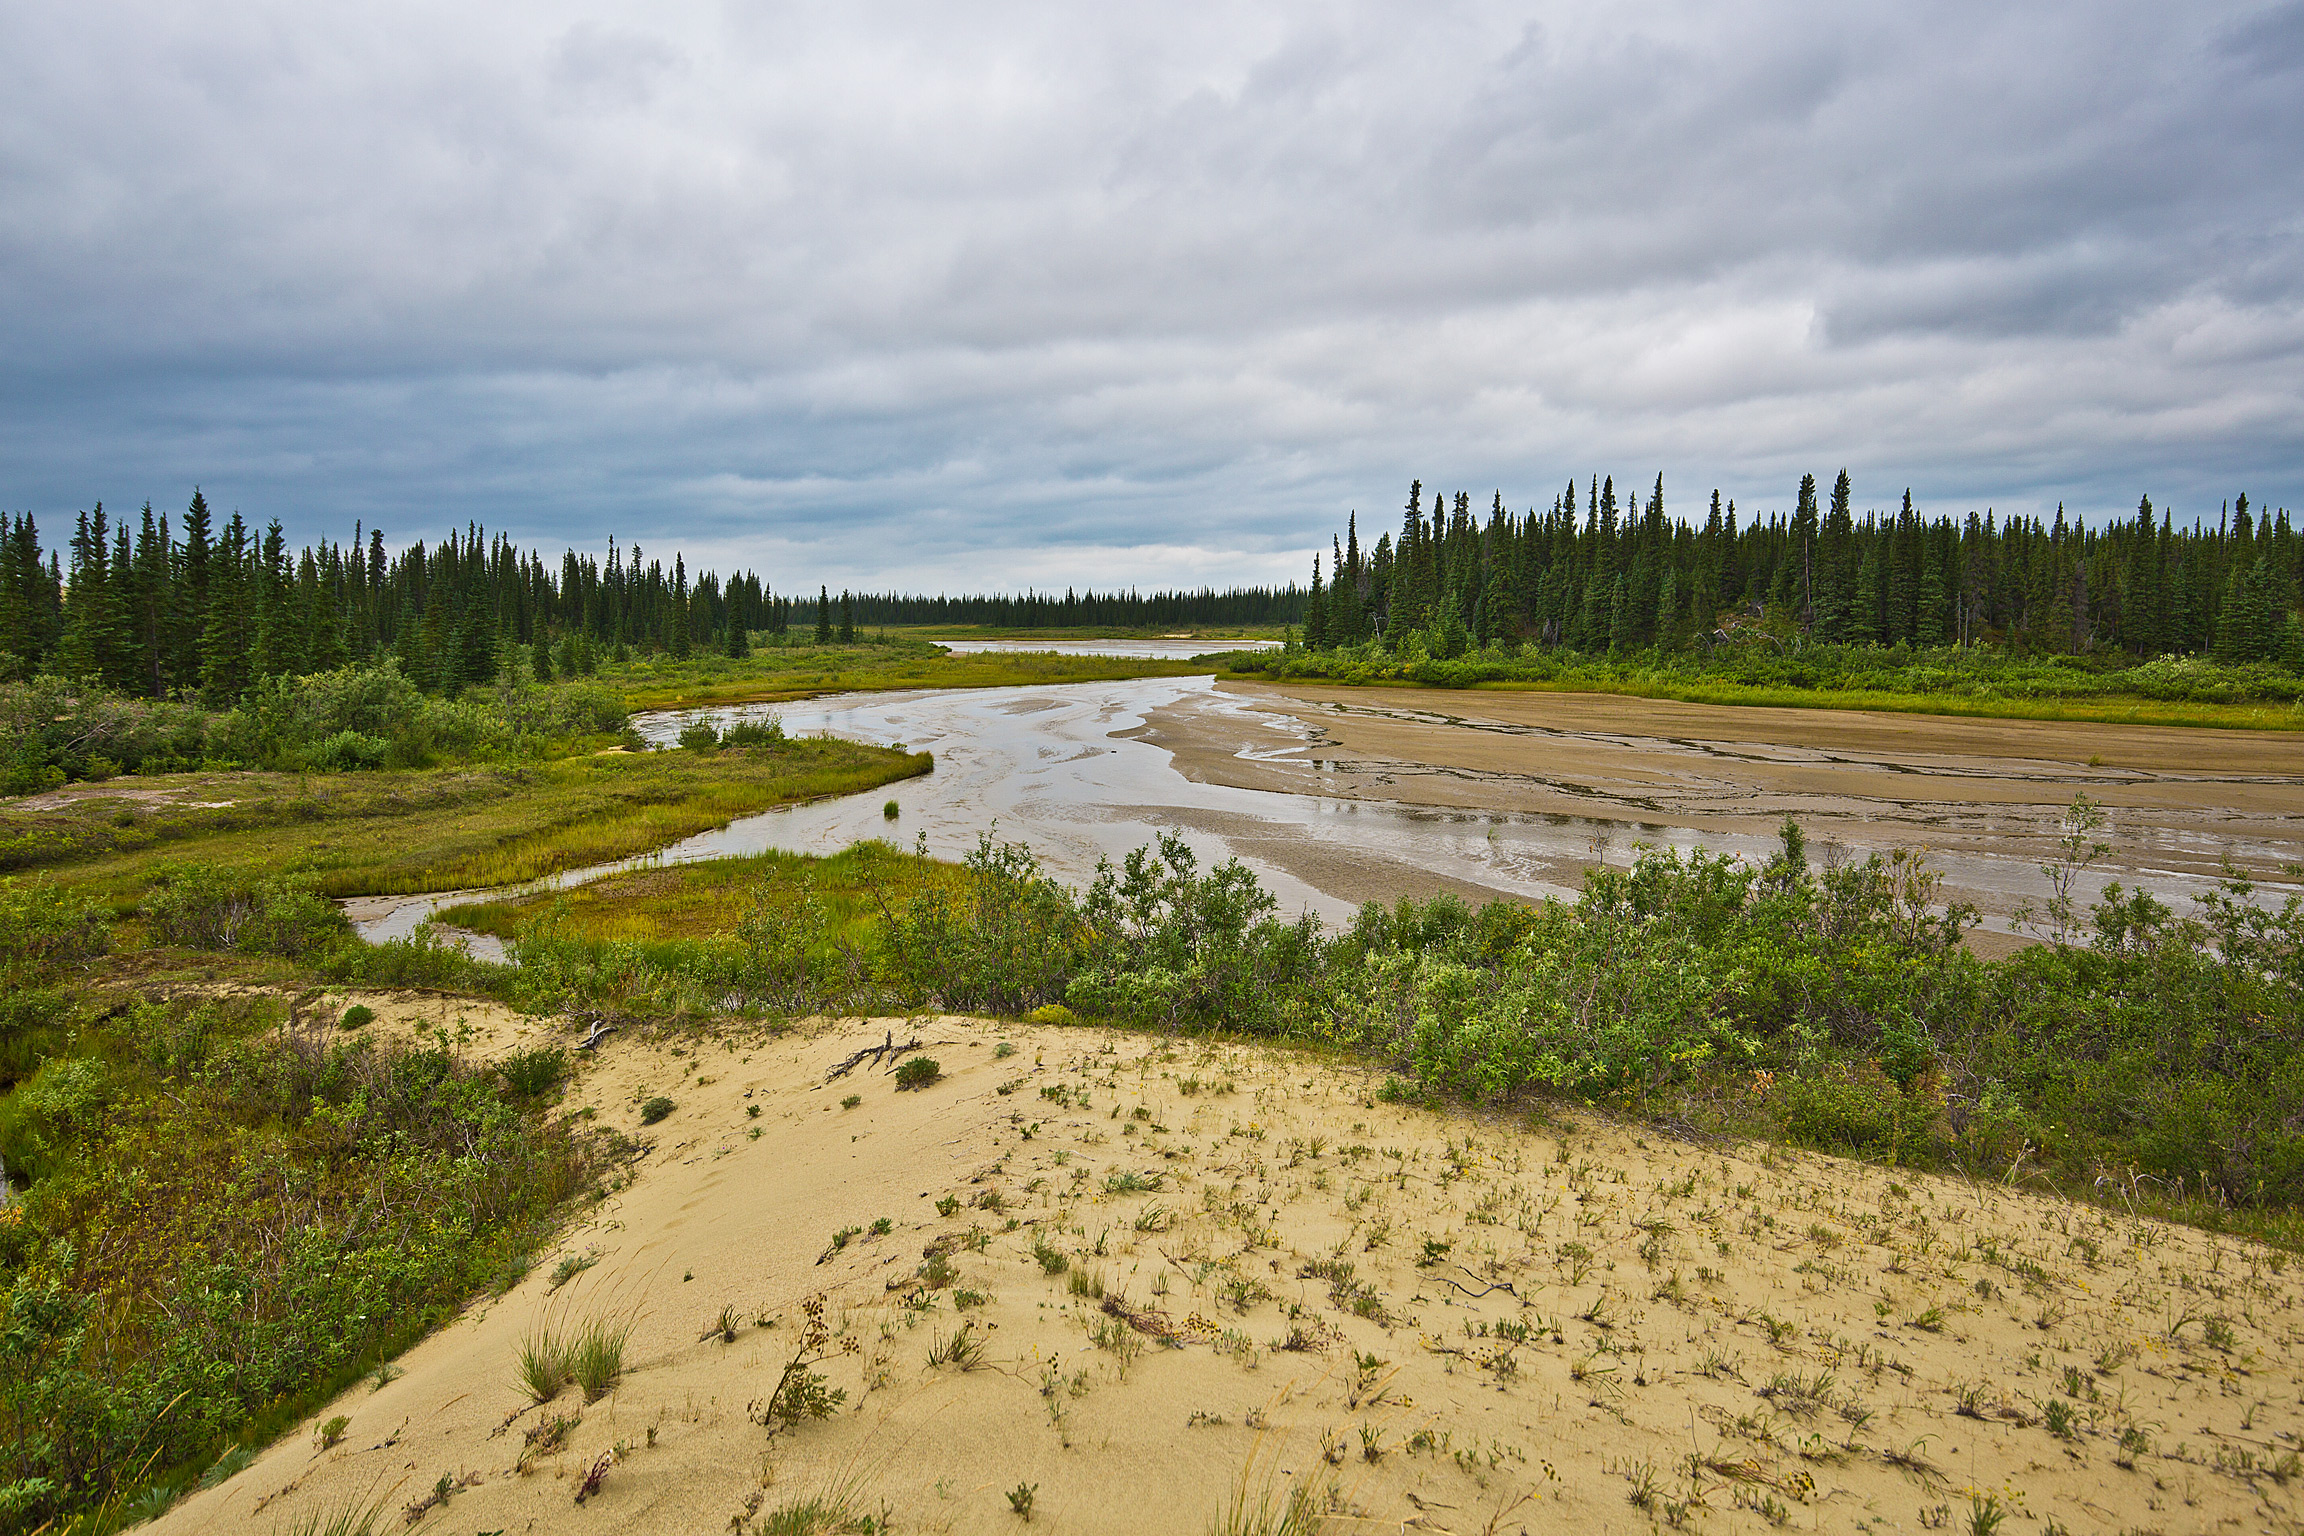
[703,1304,741,1344]
[841,1094,862,1110]
[570,1317,633,1401]
[1207,1461,1319,1536]
[499,1045,569,1098]
[548,1252,599,1291]
[1032,1232,1070,1275]
[756,1494,868,1535]
[752,1295,849,1434]
[337,1004,375,1030]
[936,1195,961,1216]
[520,1314,633,1403]
[1007,1482,1038,1520]
[316,1414,350,1449]
[640,1095,675,1125]
[894,1056,942,1090]
[926,1323,985,1370]
[276,1493,392,1536]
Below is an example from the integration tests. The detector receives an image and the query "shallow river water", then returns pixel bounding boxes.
[344,673,2303,957]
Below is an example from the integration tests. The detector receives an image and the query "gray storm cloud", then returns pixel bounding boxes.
[1,0,2297,587]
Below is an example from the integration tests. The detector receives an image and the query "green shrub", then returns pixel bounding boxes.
[499,1046,568,1099]
[0,1015,586,1529]
[640,1095,675,1125]
[140,864,349,957]
[338,1004,376,1029]
[1024,1003,1076,1027]
[719,715,786,747]
[894,1057,941,1091]
[1770,1062,1939,1157]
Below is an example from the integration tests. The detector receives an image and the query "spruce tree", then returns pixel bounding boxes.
[816,585,832,643]
[200,512,253,702]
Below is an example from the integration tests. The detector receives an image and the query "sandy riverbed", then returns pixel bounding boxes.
[1136,683,2304,931]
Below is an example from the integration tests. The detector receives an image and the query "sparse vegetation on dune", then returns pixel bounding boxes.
[419,809,2304,1244]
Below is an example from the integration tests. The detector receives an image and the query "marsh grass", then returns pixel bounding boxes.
[601,638,1207,713]
[440,840,963,950]
[3,738,930,906]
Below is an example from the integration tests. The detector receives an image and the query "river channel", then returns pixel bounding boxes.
[343,665,2304,960]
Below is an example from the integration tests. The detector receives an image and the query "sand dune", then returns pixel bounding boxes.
[156,1002,2304,1535]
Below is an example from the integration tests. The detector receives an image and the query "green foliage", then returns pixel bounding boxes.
[639,1096,675,1125]
[0,662,632,790]
[1223,640,2304,728]
[0,999,587,1529]
[879,835,1093,1014]
[893,1057,941,1091]
[474,802,2304,1216]
[139,864,349,956]
[498,1046,568,1099]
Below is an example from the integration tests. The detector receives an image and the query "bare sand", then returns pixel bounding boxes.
[1132,684,2304,928]
[156,999,2304,1535]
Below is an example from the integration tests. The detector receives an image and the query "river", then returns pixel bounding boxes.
[344,669,2304,959]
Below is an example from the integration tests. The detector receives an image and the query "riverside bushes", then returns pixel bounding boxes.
[490,814,2304,1215]
[0,662,629,792]
[1217,638,2304,721]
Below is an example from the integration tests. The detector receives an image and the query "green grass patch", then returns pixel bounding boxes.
[0,738,931,910]
[437,841,962,947]
[1221,643,2304,731]
[597,635,1208,712]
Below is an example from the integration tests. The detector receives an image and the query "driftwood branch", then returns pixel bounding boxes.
[826,1030,923,1082]
[1429,1266,1521,1301]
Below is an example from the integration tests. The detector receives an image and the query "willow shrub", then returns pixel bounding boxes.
[0,874,591,1529]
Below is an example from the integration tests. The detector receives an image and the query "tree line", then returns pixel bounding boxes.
[0,492,1312,702]
[0,493,805,700]
[844,587,1306,630]
[1301,475,2303,664]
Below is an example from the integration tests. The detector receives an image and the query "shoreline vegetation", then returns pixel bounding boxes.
[1213,640,2304,731]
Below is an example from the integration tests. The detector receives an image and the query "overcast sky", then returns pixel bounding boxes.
[3,1,2299,591]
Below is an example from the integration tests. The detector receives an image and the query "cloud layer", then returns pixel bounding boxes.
[3,0,2299,587]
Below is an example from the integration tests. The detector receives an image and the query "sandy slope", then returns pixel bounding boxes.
[155,1006,2304,1535]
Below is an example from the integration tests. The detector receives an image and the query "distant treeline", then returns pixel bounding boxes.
[1304,476,2302,663]
[844,587,1305,630]
[0,494,804,700]
[0,492,1305,702]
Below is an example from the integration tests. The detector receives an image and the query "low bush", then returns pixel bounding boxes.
[0,995,588,1528]
[140,863,349,956]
